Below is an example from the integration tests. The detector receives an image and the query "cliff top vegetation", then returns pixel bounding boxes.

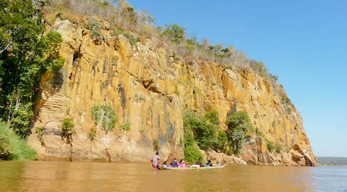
[42,0,280,87]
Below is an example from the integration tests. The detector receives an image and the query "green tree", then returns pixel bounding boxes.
[0,0,64,137]
[100,104,117,134]
[61,118,75,145]
[91,104,101,126]
[161,24,185,44]
[226,111,254,154]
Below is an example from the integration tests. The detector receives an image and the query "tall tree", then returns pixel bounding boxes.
[0,0,64,137]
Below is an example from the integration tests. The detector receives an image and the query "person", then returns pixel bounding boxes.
[196,158,203,167]
[170,158,178,167]
[205,160,212,167]
[178,159,187,168]
[151,152,160,169]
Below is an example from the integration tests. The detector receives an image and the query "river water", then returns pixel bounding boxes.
[0,161,346,192]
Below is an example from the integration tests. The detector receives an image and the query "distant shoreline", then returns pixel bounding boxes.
[316,156,347,166]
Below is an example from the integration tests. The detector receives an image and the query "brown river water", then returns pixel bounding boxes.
[0,161,346,192]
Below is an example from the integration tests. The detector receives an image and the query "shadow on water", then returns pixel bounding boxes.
[0,161,347,192]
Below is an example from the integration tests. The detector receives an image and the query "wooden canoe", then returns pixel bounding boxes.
[163,164,226,170]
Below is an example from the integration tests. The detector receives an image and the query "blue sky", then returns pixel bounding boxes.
[127,0,347,157]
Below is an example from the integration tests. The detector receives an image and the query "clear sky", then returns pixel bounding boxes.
[127,0,347,157]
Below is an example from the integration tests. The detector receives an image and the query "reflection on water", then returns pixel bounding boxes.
[0,161,346,192]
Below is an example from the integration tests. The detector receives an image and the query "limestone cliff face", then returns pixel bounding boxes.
[28,17,316,166]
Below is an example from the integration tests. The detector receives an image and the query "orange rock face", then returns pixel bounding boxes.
[28,18,316,166]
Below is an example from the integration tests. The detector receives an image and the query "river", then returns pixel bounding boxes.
[0,161,346,191]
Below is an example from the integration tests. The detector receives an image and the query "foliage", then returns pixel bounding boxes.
[281,96,292,114]
[183,145,204,163]
[281,96,291,105]
[184,111,217,150]
[183,116,204,163]
[91,103,118,134]
[91,104,101,125]
[120,122,131,131]
[0,122,37,160]
[87,17,102,38]
[0,0,64,137]
[266,140,274,152]
[213,131,228,152]
[250,60,267,76]
[36,126,45,146]
[100,104,118,133]
[153,139,159,152]
[61,118,74,144]
[88,126,97,141]
[226,111,254,154]
[161,24,186,44]
[112,28,139,46]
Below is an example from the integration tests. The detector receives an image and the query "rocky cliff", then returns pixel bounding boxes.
[28,16,316,166]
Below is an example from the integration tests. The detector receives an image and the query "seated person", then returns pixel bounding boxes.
[170,158,178,167]
[178,159,187,168]
[196,158,203,167]
[205,160,212,167]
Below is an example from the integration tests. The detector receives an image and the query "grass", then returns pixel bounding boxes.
[0,122,37,160]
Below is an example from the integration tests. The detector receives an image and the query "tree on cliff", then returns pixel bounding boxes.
[91,104,118,134]
[226,111,254,154]
[160,24,186,44]
[0,0,64,137]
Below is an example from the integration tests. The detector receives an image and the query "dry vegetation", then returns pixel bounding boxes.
[41,0,281,89]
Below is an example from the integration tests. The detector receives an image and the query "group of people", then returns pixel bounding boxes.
[151,152,213,170]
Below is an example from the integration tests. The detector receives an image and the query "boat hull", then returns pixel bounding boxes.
[163,164,226,170]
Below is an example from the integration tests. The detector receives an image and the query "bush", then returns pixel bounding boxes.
[100,104,118,133]
[153,139,159,152]
[266,140,274,152]
[160,24,185,44]
[213,131,228,152]
[88,126,97,141]
[112,28,139,46]
[87,17,102,38]
[120,122,131,131]
[226,111,254,154]
[0,122,37,160]
[36,126,45,146]
[183,111,217,150]
[183,145,204,163]
[61,118,74,144]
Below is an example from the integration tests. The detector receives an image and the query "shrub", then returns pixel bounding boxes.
[266,140,274,152]
[36,126,45,146]
[61,118,74,144]
[183,145,204,163]
[91,104,102,126]
[100,104,118,133]
[120,122,131,131]
[112,28,139,46]
[226,111,254,154]
[213,131,228,152]
[153,139,159,152]
[88,126,97,141]
[87,17,102,38]
[160,24,186,44]
[183,111,217,150]
[0,122,37,160]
